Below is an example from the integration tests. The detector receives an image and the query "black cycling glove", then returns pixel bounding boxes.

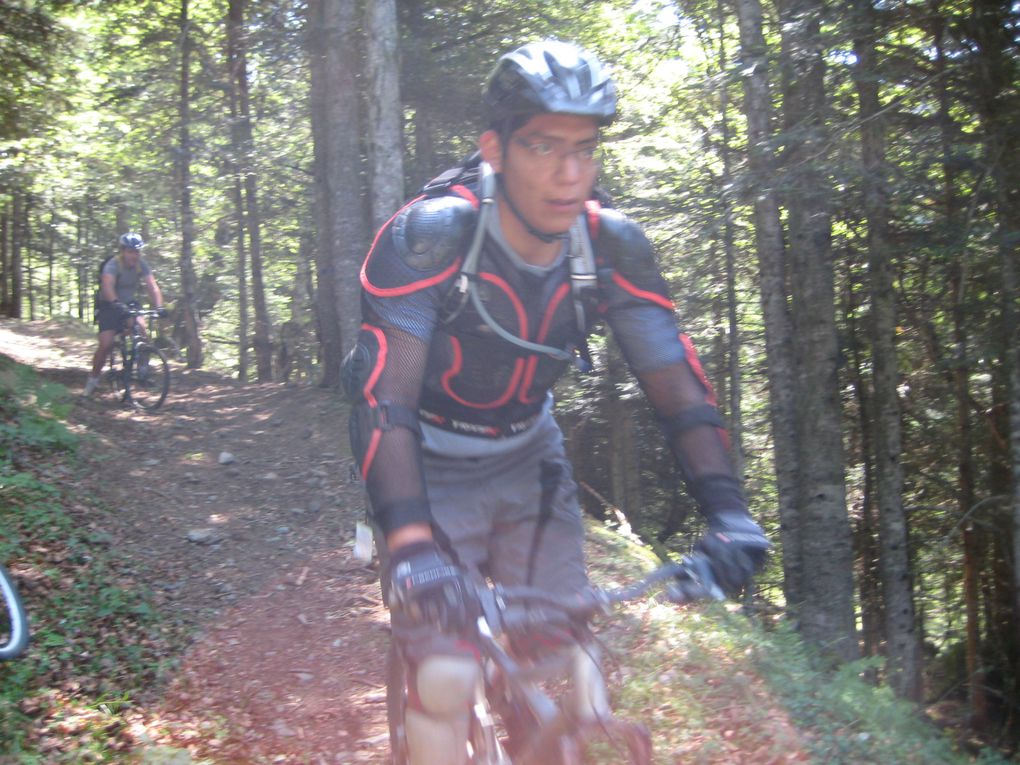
[387,541,473,632]
[695,512,770,595]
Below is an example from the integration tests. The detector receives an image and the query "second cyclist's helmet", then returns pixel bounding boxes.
[484,40,617,128]
[119,232,145,250]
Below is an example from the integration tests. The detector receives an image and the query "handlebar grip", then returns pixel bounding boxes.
[665,554,725,604]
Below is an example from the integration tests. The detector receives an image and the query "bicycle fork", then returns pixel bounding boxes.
[471,682,512,764]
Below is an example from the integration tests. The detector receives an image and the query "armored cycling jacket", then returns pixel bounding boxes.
[350,179,748,537]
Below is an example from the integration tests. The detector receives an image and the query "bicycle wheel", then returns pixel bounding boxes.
[387,640,411,765]
[125,343,170,411]
[104,349,128,404]
[0,565,30,661]
[468,679,512,764]
[569,719,651,765]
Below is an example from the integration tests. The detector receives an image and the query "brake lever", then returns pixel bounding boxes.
[665,555,725,603]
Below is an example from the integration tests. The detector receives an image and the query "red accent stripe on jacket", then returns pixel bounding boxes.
[360,324,388,478]
[519,281,570,404]
[360,193,469,298]
[610,271,674,312]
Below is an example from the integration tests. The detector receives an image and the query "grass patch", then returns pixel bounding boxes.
[583,521,1011,764]
[0,355,186,763]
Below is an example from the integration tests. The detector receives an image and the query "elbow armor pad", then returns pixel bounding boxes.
[343,327,422,476]
[657,404,726,438]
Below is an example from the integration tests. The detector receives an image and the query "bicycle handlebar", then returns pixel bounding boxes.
[116,306,163,336]
[476,553,725,637]
[124,307,163,318]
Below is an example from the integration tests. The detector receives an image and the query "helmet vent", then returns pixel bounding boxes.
[484,40,618,127]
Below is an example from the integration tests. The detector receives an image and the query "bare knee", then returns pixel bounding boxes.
[97,331,116,353]
[414,655,480,717]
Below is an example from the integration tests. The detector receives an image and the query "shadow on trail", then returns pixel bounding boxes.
[2,318,396,764]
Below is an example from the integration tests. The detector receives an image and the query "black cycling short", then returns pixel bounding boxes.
[96,302,127,333]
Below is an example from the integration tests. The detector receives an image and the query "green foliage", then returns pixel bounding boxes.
[0,356,183,761]
[586,527,1008,764]
[5,0,1020,750]
[0,0,69,142]
[0,357,77,464]
[741,622,1014,764]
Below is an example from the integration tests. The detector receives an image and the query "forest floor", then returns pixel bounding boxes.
[0,317,992,765]
[2,318,393,764]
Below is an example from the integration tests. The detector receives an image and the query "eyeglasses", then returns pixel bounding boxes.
[512,137,602,169]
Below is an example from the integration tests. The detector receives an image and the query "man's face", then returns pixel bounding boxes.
[121,247,141,266]
[497,113,601,235]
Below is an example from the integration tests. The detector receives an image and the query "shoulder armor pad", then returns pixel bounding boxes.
[392,194,477,271]
[594,207,658,276]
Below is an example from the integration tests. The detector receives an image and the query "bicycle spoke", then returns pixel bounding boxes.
[105,353,128,403]
[571,718,652,765]
[383,559,701,765]
[387,641,410,765]
[125,345,170,411]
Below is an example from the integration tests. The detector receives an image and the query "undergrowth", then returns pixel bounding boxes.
[2,352,1015,764]
[584,523,1014,764]
[0,355,183,763]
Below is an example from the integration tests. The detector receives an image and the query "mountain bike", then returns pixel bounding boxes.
[386,553,724,764]
[103,305,171,412]
[1,564,30,661]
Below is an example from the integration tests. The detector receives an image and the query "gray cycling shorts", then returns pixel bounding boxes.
[382,415,589,664]
[423,414,587,594]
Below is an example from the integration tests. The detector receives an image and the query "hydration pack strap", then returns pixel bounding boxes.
[439,160,495,325]
[568,206,598,373]
[526,460,563,585]
[441,161,599,371]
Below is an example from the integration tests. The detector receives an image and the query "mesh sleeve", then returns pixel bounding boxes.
[359,317,433,536]
[635,362,747,518]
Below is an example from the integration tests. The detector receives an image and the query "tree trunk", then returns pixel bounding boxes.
[225,12,249,382]
[715,0,744,480]
[950,244,987,725]
[115,199,128,236]
[46,209,55,316]
[306,0,342,387]
[22,195,34,320]
[845,284,882,661]
[363,0,404,231]
[778,0,858,663]
[968,0,1020,724]
[228,0,271,381]
[306,0,368,387]
[606,348,641,523]
[177,0,203,367]
[733,0,803,609]
[1006,215,1020,710]
[1,203,8,316]
[401,0,435,186]
[852,0,922,699]
[232,177,249,383]
[74,203,85,320]
[10,189,23,319]
[84,193,96,320]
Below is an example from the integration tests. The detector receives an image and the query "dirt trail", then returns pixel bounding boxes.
[2,318,828,765]
[1,319,391,764]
